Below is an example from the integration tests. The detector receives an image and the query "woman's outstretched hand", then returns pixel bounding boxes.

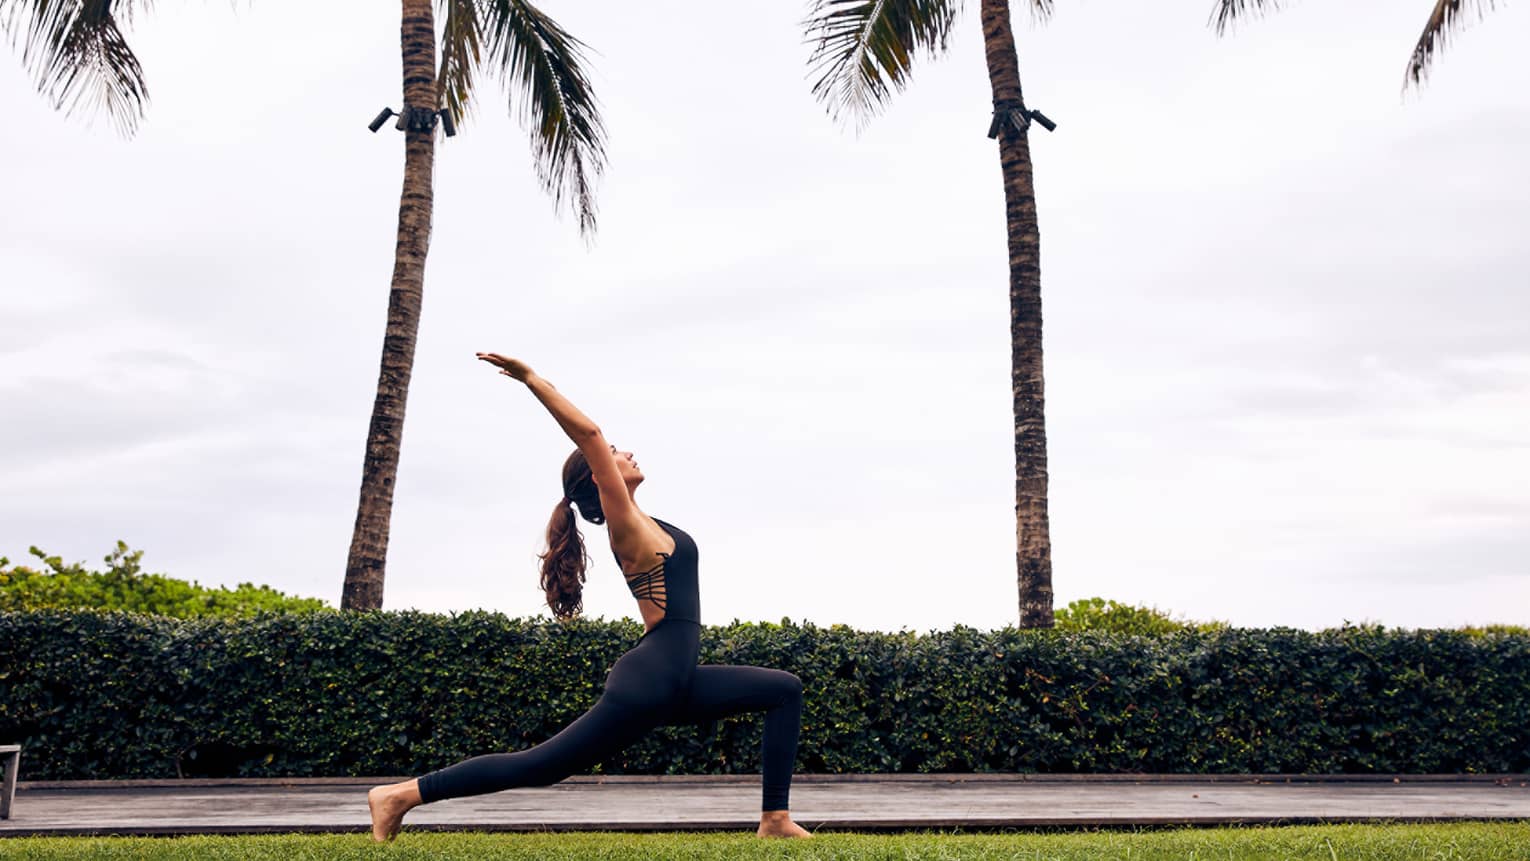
[476,352,534,382]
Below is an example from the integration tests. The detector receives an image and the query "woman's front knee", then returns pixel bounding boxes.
[780,671,803,701]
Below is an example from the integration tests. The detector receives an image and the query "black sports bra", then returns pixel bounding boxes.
[614,518,700,624]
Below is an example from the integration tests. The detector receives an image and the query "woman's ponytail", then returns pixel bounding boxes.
[539,498,587,620]
[538,449,604,621]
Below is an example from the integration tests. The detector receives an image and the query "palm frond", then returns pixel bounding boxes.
[1405,0,1495,88]
[1207,0,1286,36]
[803,0,965,127]
[2,0,151,135]
[480,0,606,235]
[436,0,483,126]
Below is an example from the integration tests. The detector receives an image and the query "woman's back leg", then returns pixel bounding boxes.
[417,696,653,803]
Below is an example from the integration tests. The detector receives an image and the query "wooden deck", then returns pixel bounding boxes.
[1,775,1527,836]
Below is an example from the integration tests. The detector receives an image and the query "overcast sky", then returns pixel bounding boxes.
[3,1,1527,632]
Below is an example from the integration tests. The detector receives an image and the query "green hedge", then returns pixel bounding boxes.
[1,611,1526,780]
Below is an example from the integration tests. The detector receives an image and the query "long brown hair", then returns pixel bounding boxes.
[539,449,604,620]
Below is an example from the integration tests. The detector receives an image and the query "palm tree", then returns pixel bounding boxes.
[805,0,1056,627]
[1210,0,1503,87]
[342,0,605,611]
[3,0,607,611]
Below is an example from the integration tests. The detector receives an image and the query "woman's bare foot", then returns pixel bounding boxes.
[757,809,812,838]
[367,780,422,843]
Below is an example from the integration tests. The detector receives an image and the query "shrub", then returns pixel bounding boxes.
[1053,597,1224,635]
[1460,624,1530,637]
[0,543,331,618]
[1,612,1525,780]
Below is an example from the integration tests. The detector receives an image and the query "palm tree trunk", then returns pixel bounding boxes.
[979,0,1054,628]
[341,0,438,610]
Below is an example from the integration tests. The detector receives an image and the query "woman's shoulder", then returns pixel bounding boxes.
[611,514,678,573]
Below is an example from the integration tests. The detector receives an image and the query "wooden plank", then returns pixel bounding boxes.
[0,747,18,820]
[19,773,1530,790]
[1,777,1528,837]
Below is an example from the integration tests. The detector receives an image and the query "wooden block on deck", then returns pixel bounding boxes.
[1,745,20,820]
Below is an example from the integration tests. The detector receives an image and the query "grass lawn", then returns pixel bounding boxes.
[1,823,1528,860]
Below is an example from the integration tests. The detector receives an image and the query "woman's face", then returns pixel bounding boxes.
[610,445,643,486]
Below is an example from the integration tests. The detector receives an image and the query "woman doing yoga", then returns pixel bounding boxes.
[367,353,811,841]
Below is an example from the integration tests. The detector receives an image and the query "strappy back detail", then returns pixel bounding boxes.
[624,552,671,610]
[612,517,701,625]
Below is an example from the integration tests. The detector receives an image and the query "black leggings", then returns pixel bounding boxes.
[416,620,804,810]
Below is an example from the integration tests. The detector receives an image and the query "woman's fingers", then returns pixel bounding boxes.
[474,352,534,383]
[475,352,530,381]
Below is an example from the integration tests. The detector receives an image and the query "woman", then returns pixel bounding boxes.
[367,353,811,841]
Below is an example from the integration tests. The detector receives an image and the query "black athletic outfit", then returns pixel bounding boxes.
[416,518,804,810]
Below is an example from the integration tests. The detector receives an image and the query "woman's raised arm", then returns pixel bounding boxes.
[476,353,638,526]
